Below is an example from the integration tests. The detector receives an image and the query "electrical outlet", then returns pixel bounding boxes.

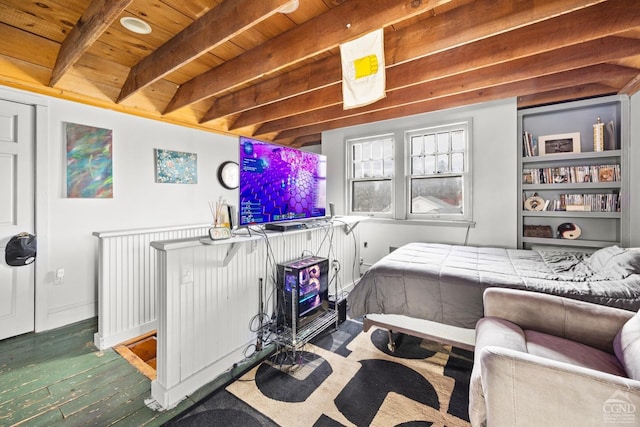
[55,268,65,285]
[181,264,193,284]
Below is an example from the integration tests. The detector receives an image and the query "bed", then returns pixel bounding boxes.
[348,243,640,349]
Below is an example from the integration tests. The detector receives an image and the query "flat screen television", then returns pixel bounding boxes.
[238,136,326,227]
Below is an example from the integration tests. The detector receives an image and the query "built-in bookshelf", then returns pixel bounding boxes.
[517,95,630,249]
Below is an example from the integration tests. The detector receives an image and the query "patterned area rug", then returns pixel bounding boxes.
[165,320,473,427]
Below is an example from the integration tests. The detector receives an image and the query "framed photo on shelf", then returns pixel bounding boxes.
[538,132,581,155]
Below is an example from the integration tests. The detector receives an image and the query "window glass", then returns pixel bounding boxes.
[437,154,449,173]
[412,156,424,175]
[411,136,423,155]
[425,155,436,174]
[348,135,395,216]
[405,121,471,220]
[452,152,464,173]
[411,176,463,214]
[437,133,449,153]
[352,180,392,213]
[383,158,394,177]
[451,130,465,151]
[425,134,436,154]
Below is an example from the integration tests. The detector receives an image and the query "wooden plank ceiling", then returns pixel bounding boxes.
[1,0,639,147]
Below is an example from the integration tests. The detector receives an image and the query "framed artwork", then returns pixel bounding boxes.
[155,149,198,184]
[538,133,581,156]
[65,122,113,198]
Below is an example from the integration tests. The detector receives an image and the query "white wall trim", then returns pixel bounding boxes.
[45,300,96,331]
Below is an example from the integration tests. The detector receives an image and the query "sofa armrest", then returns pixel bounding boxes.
[479,346,640,427]
[483,288,634,353]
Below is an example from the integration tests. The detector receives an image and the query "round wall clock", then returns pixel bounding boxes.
[217,161,239,189]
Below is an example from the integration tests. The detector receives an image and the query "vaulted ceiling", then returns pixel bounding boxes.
[1,0,639,147]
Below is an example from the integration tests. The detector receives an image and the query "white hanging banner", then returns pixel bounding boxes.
[340,29,386,110]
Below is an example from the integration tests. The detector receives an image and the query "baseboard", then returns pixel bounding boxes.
[44,300,97,331]
[94,321,157,350]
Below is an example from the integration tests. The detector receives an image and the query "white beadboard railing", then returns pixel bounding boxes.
[93,224,211,350]
[150,218,363,409]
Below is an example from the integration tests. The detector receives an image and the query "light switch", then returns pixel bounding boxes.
[181,264,193,284]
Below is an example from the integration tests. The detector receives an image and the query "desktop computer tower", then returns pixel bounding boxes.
[276,256,329,330]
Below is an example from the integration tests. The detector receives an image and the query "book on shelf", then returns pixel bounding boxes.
[566,204,591,211]
[522,164,620,184]
[525,193,620,212]
[542,193,620,212]
[522,131,537,157]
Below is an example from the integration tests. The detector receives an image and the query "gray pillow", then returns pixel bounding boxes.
[587,246,640,279]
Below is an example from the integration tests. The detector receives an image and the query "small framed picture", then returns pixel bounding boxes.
[538,133,581,155]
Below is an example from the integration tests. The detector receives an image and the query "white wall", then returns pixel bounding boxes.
[0,86,239,331]
[322,98,517,265]
[630,92,640,247]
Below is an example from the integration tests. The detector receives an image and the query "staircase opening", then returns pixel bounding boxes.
[114,331,157,380]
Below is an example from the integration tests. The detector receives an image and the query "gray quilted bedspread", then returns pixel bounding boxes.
[347,243,640,328]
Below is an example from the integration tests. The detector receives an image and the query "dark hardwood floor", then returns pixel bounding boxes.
[0,318,218,426]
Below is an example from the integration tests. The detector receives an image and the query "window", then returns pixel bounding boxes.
[406,122,471,221]
[346,120,472,222]
[347,135,394,216]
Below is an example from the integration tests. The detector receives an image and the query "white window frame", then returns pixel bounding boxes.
[346,134,395,218]
[405,121,472,222]
[345,120,473,224]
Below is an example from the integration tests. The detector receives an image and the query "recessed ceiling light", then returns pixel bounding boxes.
[120,17,152,35]
[279,0,299,14]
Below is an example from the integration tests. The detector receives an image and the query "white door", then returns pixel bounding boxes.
[0,99,35,340]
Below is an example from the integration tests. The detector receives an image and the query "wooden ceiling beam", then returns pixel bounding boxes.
[517,84,618,108]
[117,0,292,102]
[163,0,451,114]
[255,40,640,136]
[201,55,342,123]
[49,0,133,87]
[289,134,322,148]
[619,72,640,96]
[202,0,613,124]
[269,64,639,141]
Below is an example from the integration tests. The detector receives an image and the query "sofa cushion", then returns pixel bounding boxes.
[525,330,626,377]
[614,312,640,380]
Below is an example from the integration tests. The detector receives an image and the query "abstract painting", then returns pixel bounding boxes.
[155,149,198,184]
[65,122,113,198]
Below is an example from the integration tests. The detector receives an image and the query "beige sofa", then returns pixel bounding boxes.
[469,287,640,426]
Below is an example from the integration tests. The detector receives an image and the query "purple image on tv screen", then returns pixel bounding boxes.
[239,136,326,226]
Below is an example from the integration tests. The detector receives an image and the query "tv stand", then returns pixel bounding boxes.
[274,309,337,350]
